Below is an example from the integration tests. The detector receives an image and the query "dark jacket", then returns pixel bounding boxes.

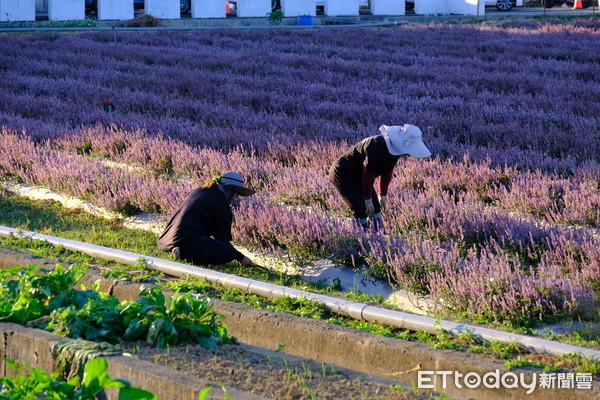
[157,186,235,251]
[329,135,400,196]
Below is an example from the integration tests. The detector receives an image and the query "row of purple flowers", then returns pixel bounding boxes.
[1,127,597,326]
[0,23,598,168]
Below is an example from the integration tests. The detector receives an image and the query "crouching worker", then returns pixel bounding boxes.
[329,124,431,231]
[158,171,259,268]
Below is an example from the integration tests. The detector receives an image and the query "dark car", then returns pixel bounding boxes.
[85,0,191,14]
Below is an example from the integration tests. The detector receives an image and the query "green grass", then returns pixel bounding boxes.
[0,194,160,257]
[469,339,526,360]
[0,19,98,28]
[561,353,600,375]
[543,325,600,350]
[505,357,561,373]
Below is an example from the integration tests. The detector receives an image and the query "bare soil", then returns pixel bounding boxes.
[122,341,444,400]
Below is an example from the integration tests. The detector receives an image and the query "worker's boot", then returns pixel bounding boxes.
[356,217,369,231]
[171,246,181,261]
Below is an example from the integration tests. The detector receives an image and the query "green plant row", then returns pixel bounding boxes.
[0,357,157,400]
[0,19,98,28]
[0,264,233,349]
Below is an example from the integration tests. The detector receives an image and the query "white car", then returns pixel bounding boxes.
[406,0,518,11]
[487,0,519,11]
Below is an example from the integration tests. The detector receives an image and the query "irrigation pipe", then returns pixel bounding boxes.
[1,225,599,361]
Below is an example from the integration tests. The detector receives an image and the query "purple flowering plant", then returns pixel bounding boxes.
[0,20,598,327]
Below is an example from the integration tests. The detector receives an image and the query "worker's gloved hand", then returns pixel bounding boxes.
[241,256,255,267]
[241,256,268,271]
[379,194,387,211]
[364,198,375,218]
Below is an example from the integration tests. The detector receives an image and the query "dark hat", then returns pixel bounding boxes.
[219,171,256,196]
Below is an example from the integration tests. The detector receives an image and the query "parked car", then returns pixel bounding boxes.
[406,0,517,11]
[490,0,517,10]
[85,0,191,14]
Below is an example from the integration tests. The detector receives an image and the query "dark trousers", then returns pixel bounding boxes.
[178,236,240,266]
[329,171,381,220]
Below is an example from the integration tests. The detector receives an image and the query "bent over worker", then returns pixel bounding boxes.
[328,124,431,230]
[158,171,258,267]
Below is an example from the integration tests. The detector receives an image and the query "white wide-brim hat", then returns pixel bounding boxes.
[220,171,256,196]
[380,124,431,158]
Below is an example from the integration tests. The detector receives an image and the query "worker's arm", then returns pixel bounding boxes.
[362,168,376,199]
[379,169,393,196]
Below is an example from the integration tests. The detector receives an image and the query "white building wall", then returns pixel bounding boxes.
[0,0,35,21]
[236,0,271,17]
[415,0,448,15]
[20,0,516,22]
[97,0,133,20]
[192,0,225,18]
[448,0,485,15]
[281,0,315,17]
[323,0,360,16]
[371,0,405,15]
[146,0,180,19]
[48,0,84,20]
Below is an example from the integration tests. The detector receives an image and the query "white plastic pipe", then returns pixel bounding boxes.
[1,225,598,361]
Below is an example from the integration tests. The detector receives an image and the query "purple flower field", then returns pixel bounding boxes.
[0,20,598,327]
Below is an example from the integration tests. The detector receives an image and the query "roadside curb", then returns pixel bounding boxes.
[1,248,598,400]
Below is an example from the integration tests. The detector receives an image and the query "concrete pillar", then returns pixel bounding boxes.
[48,0,85,20]
[146,0,180,18]
[414,0,447,15]
[236,0,271,17]
[448,0,485,15]
[371,0,404,15]
[192,0,225,18]
[281,0,315,17]
[0,0,35,21]
[323,0,359,16]
[97,0,134,20]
